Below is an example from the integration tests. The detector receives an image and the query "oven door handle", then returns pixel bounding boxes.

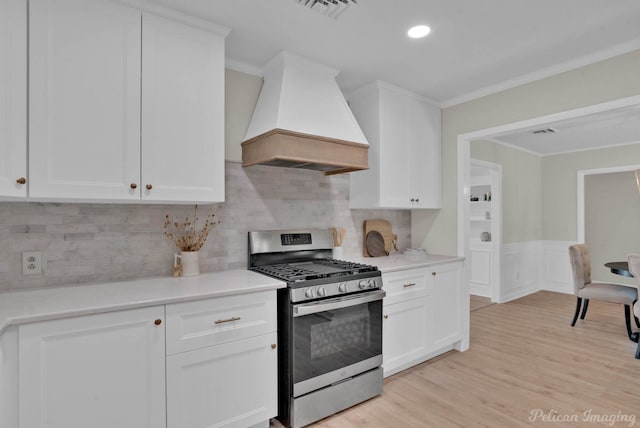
[293,290,386,317]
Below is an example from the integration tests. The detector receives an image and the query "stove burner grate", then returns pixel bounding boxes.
[251,259,378,282]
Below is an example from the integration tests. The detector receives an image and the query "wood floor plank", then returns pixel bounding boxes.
[302,291,640,427]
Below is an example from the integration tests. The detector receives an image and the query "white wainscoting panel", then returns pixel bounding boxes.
[540,241,576,295]
[469,244,491,297]
[495,240,576,302]
[500,241,541,302]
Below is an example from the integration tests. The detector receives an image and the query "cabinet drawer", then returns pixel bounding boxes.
[166,332,277,428]
[166,290,276,355]
[382,269,430,305]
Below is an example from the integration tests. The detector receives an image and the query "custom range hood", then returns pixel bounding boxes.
[241,52,369,175]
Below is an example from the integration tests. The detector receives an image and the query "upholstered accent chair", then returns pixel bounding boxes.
[568,244,638,340]
[625,254,640,359]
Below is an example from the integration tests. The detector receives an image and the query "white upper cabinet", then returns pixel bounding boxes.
[28,0,227,203]
[348,82,441,209]
[28,0,142,201]
[0,0,27,198]
[141,13,225,203]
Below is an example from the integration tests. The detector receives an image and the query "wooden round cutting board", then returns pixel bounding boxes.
[365,231,389,257]
[363,219,396,256]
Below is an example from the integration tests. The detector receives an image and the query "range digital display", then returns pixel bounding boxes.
[281,233,312,246]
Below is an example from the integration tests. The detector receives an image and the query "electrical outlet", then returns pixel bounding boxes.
[22,252,42,275]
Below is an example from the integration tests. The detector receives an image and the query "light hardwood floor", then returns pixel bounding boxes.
[300,291,640,427]
[470,294,493,312]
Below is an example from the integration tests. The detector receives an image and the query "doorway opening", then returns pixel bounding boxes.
[457,94,640,303]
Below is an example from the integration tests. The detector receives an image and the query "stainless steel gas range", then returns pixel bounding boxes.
[248,229,384,428]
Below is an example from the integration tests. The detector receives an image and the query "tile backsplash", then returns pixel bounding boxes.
[0,162,410,290]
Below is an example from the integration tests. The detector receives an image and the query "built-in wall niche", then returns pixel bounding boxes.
[470,182,492,244]
[469,160,501,299]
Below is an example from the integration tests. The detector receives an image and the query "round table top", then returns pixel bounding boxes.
[605,261,633,277]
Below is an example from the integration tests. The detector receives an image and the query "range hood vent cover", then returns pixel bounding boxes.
[241,52,369,175]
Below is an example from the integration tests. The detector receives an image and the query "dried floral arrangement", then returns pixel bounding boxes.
[164,205,219,252]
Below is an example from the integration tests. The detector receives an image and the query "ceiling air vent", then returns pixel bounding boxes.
[530,127,558,135]
[294,0,357,19]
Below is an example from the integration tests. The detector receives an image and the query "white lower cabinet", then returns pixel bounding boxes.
[9,290,278,428]
[18,306,166,428]
[165,291,278,428]
[382,296,430,376]
[166,332,278,428]
[382,261,464,377]
[431,263,463,350]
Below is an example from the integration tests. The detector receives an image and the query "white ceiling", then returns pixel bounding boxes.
[490,103,640,155]
[149,0,640,106]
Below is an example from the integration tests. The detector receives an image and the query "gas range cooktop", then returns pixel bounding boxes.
[251,259,378,283]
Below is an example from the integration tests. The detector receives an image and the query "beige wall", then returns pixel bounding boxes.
[542,144,640,241]
[465,138,640,249]
[471,142,541,244]
[413,49,640,255]
[225,68,263,162]
[584,170,640,286]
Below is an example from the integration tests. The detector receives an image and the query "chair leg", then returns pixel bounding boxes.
[571,297,582,327]
[624,305,635,341]
[580,299,589,319]
[635,315,640,329]
[636,342,640,359]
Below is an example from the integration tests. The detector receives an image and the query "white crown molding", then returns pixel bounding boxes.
[485,137,640,157]
[113,0,230,35]
[441,38,640,108]
[347,80,442,107]
[482,137,543,157]
[540,139,640,157]
[225,57,264,77]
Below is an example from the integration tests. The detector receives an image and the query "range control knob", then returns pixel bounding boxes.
[338,283,348,293]
[305,288,315,299]
[358,279,370,289]
[317,287,327,297]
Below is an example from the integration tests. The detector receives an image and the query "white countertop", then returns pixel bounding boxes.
[0,254,462,334]
[0,270,285,334]
[354,253,465,273]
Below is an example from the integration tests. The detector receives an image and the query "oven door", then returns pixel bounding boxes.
[291,289,385,397]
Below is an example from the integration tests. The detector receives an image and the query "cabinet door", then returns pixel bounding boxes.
[378,87,413,208]
[430,263,463,350]
[382,296,430,377]
[410,98,441,208]
[166,332,277,428]
[19,306,166,428]
[0,0,27,198]
[29,0,141,200]
[142,13,225,203]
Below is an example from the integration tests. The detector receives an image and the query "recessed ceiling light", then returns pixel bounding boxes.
[407,25,431,39]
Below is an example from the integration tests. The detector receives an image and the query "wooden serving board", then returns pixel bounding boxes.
[363,219,397,257]
[365,231,388,257]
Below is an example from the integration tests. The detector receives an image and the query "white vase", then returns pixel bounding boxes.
[174,250,200,277]
[332,246,344,260]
